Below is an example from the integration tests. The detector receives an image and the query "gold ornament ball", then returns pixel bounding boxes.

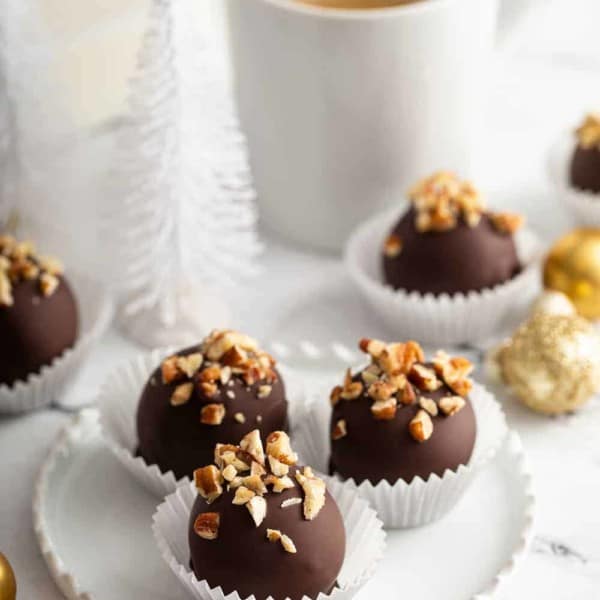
[497,312,600,415]
[0,553,16,600]
[543,228,600,319]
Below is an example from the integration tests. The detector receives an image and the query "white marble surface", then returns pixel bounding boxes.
[3,0,600,598]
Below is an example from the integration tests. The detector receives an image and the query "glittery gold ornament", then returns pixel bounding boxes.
[544,229,600,319]
[496,312,600,415]
[0,554,16,600]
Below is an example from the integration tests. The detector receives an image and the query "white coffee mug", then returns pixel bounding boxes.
[226,0,533,252]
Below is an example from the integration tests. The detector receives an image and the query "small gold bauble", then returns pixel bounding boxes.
[0,553,16,600]
[497,312,600,415]
[543,229,600,319]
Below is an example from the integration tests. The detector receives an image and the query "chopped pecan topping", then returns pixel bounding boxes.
[367,380,395,402]
[490,212,524,235]
[176,353,203,378]
[222,464,238,482]
[240,429,265,465]
[432,351,473,397]
[359,338,386,359]
[0,272,13,307]
[399,382,417,405]
[232,486,255,505]
[409,410,434,442]
[419,397,438,417]
[280,534,297,554]
[170,382,194,406]
[576,113,600,149]
[408,364,442,391]
[199,365,222,383]
[296,467,326,521]
[39,273,59,297]
[383,234,403,258]
[257,384,272,398]
[340,369,363,400]
[439,395,466,416]
[371,398,397,420]
[266,431,298,466]
[268,455,290,478]
[331,419,347,440]
[194,465,223,503]
[193,512,220,540]
[246,495,267,527]
[330,385,342,406]
[234,412,246,424]
[200,403,226,425]
[161,356,183,384]
[264,474,295,493]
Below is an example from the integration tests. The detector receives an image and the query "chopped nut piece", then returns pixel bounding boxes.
[266,528,281,542]
[176,353,203,378]
[161,356,182,384]
[242,474,267,495]
[193,512,220,540]
[38,255,64,276]
[340,369,363,400]
[419,397,438,417]
[39,272,59,297]
[232,486,255,505]
[0,256,10,271]
[383,234,403,258]
[281,497,302,509]
[359,338,386,358]
[409,364,442,391]
[296,468,326,521]
[331,419,347,441]
[268,455,289,477]
[234,412,246,424]
[170,382,194,406]
[439,395,466,416]
[264,474,295,493]
[200,382,219,398]
[371,397,397,420]
[280,534,297,554]
[257,384,272,398]
[240,429,265,464]
[201,403,226,425]
[220,365,232,385]
[330,385,343,406]
[432,351,473,397]
[194,465,223,503]
[409,409,434,442]
[367,380,395,402]
[378,341,424,376]
[266,431,298,465]
[221,344,248,367]
[361,370,379,385]
[222,464,238,482]
[205,330,259,361]
[200,365,222,383]
[214,444,250,471]
[490,212,524,234]
[399,382,417,405]
[250,461,266,477]
[246,495,267,527]
[0,272,13,307]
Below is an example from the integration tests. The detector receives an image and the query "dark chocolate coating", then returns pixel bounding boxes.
[188,467,345,600]
[137,348,289,480]
[382,207,521,295]
[330,370,476,485]
[570,145,600,194]
[0,276,78,386]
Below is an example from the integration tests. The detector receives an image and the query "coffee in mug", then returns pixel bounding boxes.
[296,0,423,8]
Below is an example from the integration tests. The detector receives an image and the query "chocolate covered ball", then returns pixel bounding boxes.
[189,431,345,600]
[0,235,78,386]
[382,172,523,295]
[570,114,600,193]
[137,330,289,480]
[329,339,476,485]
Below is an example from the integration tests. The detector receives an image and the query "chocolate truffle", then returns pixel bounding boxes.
[382,172,523,295]
[0,235,78,386]
[570,113,600,193]
[329,338,476,485]
[188,430,345,600]
[137,330,289,480]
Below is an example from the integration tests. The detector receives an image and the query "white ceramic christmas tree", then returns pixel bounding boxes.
[107,0,261,348]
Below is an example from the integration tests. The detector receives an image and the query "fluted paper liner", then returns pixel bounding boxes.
[294,382,507,529]
[345,207,542,347]
[98,349,305,499]
[153,478,386,600]
[0,273,113,414]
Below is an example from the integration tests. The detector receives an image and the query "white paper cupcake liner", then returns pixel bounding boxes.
[548,131,600,226]
[98,349,305,499]
[344,207,543,347]
[294,381,507,529]
[153,478,386,600]
[0,272,114,414]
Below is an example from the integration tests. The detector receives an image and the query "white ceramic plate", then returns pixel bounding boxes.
[33,409,534,600]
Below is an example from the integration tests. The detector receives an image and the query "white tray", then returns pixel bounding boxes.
[33,409,534,600]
